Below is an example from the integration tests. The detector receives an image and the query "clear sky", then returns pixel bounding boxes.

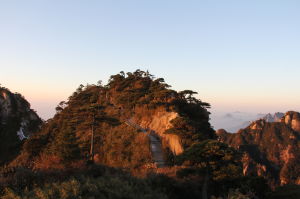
[1,1,300,125]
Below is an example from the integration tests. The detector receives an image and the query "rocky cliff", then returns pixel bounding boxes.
[0,87,42,165]
[217,111,300,187]
[131,106,183,155]
[282,111,300,133]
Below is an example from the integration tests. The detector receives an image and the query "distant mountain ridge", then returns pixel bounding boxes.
[211,112,260,133]
[262,112,284,122]
[217,111,300,187]
[212,112,286,132]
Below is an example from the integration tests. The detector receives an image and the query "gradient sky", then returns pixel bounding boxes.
[1,1,300,126]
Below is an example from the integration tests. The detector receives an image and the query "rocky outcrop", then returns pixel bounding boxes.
[217,112,300,187]
[0,87,42,165]
[249,119,265,130]
[281,111,300,132]
[133,107,184,155]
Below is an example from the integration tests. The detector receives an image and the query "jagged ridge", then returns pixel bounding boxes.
[217,111,300,187]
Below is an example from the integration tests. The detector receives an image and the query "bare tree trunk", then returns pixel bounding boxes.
[90,114,95,161]
[202,168,209,199]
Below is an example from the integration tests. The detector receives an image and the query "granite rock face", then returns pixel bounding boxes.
[282,111,300,133]
[217,112,300,187]
[134,108,184,155]
[0,87,42,165]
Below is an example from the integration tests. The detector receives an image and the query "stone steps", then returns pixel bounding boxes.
[125,119,166,168]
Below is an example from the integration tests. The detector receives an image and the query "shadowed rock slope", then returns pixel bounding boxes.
[0,86,42,165]
[217,111,300,187]
[13,70,215,169]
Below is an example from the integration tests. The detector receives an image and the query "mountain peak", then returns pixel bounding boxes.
[10,70,215,169]
[262,112,284,122]
[0,86,42,165]
[217,111,300,186]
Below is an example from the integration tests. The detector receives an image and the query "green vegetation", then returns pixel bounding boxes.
[0,165,203,199]
[108,70,215,148]
[267,185,300,199]
[1,164,286,199]
[51,126,81,164]
[2,71,299,199]
[2,176,168,199]
[176,140,242,181]
[176,140,244,199]
[15,70,214,169]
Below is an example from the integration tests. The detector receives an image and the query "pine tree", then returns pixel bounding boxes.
[53,127,81,164]
[176,140,242,199]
